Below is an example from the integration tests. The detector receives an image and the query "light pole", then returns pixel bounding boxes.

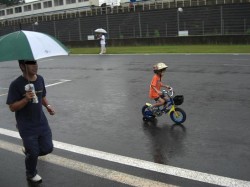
[177,7,183,36]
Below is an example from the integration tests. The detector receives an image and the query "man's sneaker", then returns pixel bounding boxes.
[27,174,42,183]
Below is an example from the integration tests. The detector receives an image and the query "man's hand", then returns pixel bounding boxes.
[166,85,171,90]
[158,91,163,96]
[46,105,55,115]
[25,91,34,101]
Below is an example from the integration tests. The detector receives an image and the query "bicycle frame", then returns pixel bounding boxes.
[143,87,186,123]
[146,97,176,116]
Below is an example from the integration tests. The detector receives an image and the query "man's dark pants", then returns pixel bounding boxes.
[22,128,53,178]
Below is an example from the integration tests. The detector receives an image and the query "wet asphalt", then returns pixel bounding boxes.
[0,54,250,187]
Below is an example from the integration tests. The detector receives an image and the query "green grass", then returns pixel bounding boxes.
[69,45,250,54]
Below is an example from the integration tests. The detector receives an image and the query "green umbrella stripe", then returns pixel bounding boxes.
[0,30,69,62]
[0,31,34,61]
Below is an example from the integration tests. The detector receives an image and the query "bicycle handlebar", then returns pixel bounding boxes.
[162,87,174,97]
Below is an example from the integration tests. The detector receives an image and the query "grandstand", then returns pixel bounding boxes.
[0,0,250,42]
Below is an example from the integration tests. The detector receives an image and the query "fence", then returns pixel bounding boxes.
[0,3,250,41]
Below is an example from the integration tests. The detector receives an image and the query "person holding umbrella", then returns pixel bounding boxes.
[97,33,106,54]
[95,28,107,55]
[1,30,68,182]
[6,59,55,183]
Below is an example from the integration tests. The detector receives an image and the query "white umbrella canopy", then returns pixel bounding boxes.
[0,30,69,62]
[94,28,107,34]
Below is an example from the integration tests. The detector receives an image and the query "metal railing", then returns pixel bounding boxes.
[0,1,250,40]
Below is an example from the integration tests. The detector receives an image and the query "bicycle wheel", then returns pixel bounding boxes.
[142,105,155,120]
[170,107,186,124]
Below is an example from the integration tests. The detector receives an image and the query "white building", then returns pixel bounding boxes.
[99,0,120,6]
[0,0,124,20]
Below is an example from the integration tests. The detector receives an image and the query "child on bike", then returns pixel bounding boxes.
[149,62,171,111]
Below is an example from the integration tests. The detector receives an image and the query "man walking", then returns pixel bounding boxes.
[6,60,55,183]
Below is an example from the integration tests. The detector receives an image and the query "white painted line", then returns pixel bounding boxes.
[0,128,20,139]
[0,79,71,97]
[0,128,249,187]
[0,87,9,97]
[0,140,176,187]
[44,79,71,88]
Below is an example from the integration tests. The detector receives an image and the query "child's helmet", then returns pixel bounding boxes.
[153,62,168,73]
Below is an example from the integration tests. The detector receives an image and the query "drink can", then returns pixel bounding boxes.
[25,83,38,103]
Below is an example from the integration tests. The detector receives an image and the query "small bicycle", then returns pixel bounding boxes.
[142,87,186,124]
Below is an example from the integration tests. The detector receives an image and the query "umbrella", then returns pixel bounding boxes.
[94,28,107,34]
[0,30,69,62]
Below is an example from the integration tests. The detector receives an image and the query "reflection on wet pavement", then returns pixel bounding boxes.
[142,120,186,164]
